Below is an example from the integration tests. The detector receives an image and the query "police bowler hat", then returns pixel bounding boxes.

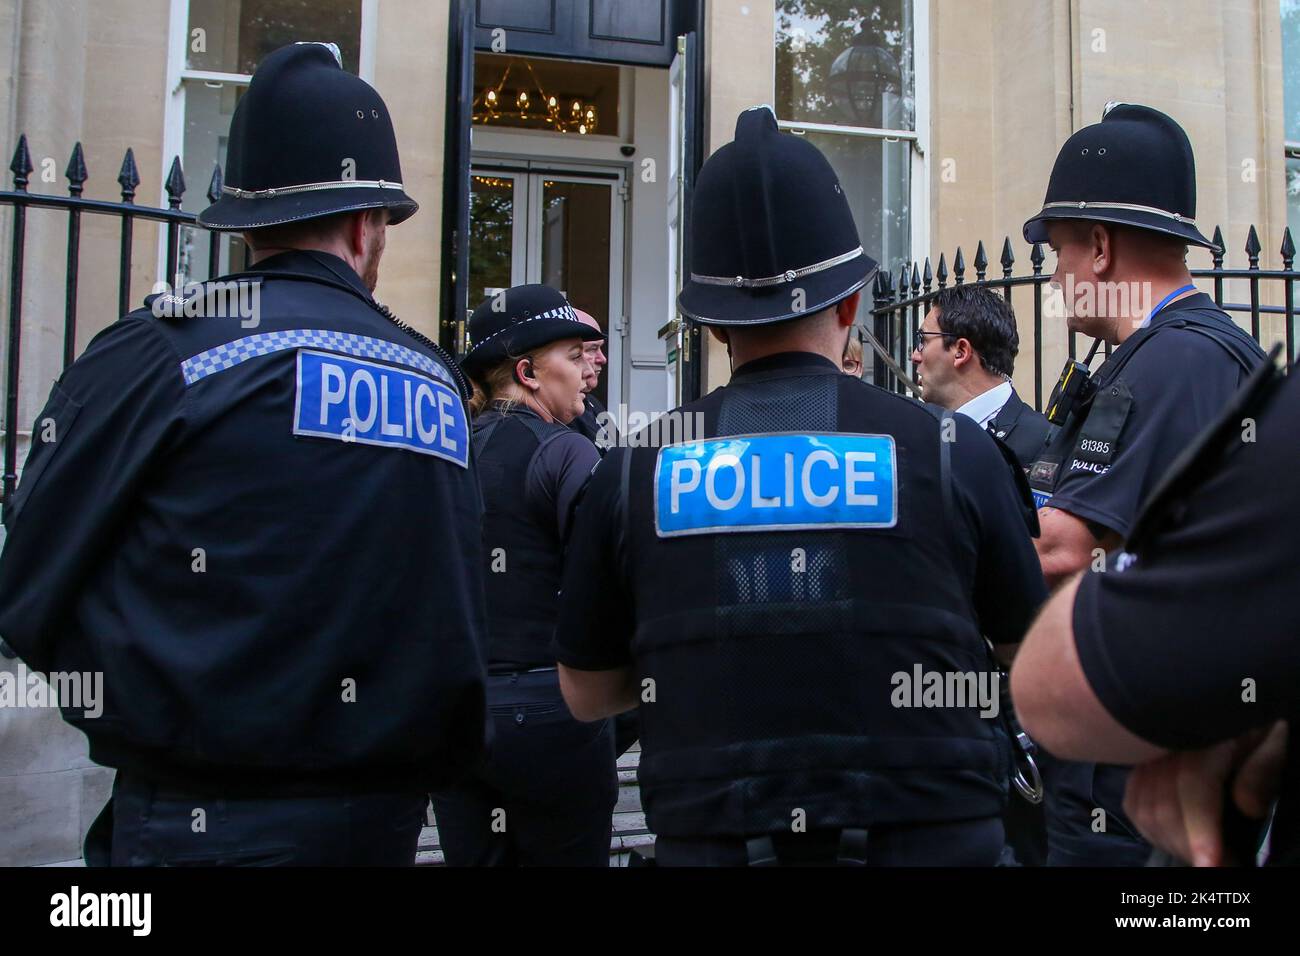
[461,285,604,377]
[677,106,879,326]
[1023,103,1217,251]
[199,43,418,231]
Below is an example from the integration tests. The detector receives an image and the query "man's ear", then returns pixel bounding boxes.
[346,210,370,259]
[1091,223,1113,278]
[835,289,861,327]
[951,337,976,369]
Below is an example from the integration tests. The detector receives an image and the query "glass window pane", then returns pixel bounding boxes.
[1285,0,1300,142]
[468,174,516,312]
[776,0,915,131]
[798,130,910,383]
[187,0,362,75]
[473,54,619,136]
[178,80,248,285]
[540,179,612,407]
[1288,156,1300,239]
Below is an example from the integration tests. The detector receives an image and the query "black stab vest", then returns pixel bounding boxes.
[1028,307,1267,504]
[619,357,1011,838]
[476,408,571,669]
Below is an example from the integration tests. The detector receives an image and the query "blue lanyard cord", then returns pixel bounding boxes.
[1147,283,1198,323]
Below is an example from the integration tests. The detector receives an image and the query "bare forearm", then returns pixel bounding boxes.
[1034,507,1121,588]
[558,664,638,722]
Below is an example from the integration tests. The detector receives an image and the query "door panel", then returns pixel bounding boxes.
[467,167,623,409]
[539,179,612,408]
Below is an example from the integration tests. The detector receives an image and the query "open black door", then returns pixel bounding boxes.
[440,0,474,355]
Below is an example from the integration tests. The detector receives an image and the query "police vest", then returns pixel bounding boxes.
[1028,307,1266,508]
[618,355,1011,838]
[476,407,572,669]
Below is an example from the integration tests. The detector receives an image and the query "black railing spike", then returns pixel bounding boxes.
[953,247,966,284]
[936,252,948,288]
[974,240,987,280]
[1000,236,1014,276]
[910,262,921,295]
[1282,227,1295,268]
[117,147,140,202]
[164,156,186,208]
[1245,224,1261,267]
[206,163,223,205]
[65,142,88,196]
[1030,242,1045,273]
[922,257,933,291]
[9,134,33,191]
[1211,226,1225,267]
[896,264,909,301]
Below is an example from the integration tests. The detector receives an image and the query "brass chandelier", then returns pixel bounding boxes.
[473,58,599,135]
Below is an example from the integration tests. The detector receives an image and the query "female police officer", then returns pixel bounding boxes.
[430,284,617,866]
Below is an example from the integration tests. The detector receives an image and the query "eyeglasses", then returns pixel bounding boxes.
[912,330,956,353]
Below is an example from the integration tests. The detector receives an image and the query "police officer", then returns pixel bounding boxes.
[911,284,1054,470]
[1013,350,1296,866]
[429,285,617,866]
[551,106,1049,867]
[569,309,617,452]
[1021,102,1268,866]
[0,43,487,866]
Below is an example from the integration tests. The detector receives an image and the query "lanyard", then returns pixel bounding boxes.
[1146,283,1197,325]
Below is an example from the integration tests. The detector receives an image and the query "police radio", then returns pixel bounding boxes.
[1044,339,1103,426]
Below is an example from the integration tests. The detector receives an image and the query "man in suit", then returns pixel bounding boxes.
[910,284,1053,470]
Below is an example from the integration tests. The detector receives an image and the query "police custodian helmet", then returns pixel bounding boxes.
[199,42,418,231]
[677,106,879,326]
[1023,102,1218,251]
[461,284,604,377]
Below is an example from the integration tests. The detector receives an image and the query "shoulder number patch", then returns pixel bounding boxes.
[293,349,469,467]
[654,432,897,538]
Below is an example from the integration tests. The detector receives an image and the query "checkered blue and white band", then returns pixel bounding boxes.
[180,329,453,388]
[467,304,580,351]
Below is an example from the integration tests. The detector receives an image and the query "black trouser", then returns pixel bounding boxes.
[1038,750,1151,866]
[654,817,1006,867]
[85,772,427,866]
[430,669,617,866]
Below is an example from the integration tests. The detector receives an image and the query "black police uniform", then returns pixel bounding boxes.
[0,249,487,865]
[0,43,488,866]
[555,353,1048,865]
[553,107,1049,866]
[1071,353,1298,866]
[430,285,615,866]
[988,388,1054,471]
[572,393,616,453]
[1022,103,1269,866]
[1027,297,1266,867]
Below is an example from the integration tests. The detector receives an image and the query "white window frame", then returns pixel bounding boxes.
[771,0,930,272]
[158,0,379,280]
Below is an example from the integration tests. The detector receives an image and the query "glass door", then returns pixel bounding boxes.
[468,166,623,409]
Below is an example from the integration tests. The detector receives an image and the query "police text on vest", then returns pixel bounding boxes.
[293,350,469,467]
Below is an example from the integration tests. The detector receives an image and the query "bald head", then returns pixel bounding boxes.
[573,308,607,391]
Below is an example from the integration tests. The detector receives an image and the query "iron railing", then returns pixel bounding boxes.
[0,135,222,508]
[869,227,1298,408]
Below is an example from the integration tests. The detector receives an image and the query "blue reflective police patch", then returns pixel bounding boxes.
[293,350,469,468]
[654,432,897,538]
[1031,490,1053,509]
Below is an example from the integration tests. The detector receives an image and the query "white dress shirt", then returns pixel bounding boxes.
[955,380,1013,431]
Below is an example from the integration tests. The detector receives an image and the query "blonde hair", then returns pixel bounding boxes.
[469,351,531,418]
[843,335,863,368]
